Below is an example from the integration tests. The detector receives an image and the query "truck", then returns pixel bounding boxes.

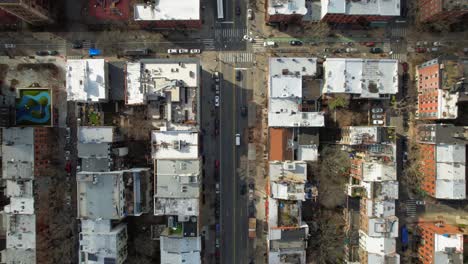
[248,218,256,238]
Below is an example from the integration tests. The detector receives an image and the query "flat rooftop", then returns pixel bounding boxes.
[126,60,199,105]
[151,130,199,160]
[268,58,324,127]
[2,127,34,180]
[77,172,125,220]
[78,126,115,144]
[66,59,107,102]
[323,58,398,98]
[268,0,307,15]
[160,236,201,264]
[134,0,200,21]
[321,0,401,17]
[156,159,200,199]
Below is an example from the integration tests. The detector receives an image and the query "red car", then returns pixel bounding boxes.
[65,161,72,173]
[401,62,408,73]
[416,47,426,53]
[365,42,375,47]
[215,160,220,169]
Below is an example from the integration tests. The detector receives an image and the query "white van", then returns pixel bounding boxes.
[263,41,276,47]
[235,134,240,146]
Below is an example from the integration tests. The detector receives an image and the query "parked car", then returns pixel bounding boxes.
[214,95,220,107]
[373,120,384,125]
[215,160,220,169]
[263,41,276,47]
[236,6,241,15]
[371,107,383,113]
[215,84,220,95]
[213,71,220,83]
[4,44,15,48]
[240,183,247,195]
[370,47,383,54]
[345,47,357,53]
[401,62,408,73]
[36,50,58,56]
[190,49,201,54]
[72,41,83,49]
[178,48,189,54]
[65,161,72,173]
[289,40,303,46]
[365,42,375,47]
[167,49,178,54]
[415,47,426,53]
[247,9,253,20]
[236,70,242,81]
[240,106,247,117]
[433,41,441,46]
[216,183,220,194]
[372,114,384,119]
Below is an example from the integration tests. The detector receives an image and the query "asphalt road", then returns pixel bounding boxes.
[219,58,251,264]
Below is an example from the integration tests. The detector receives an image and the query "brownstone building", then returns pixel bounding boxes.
[419,0,468,23]
[0,0,53,25]
[320,0,400,24]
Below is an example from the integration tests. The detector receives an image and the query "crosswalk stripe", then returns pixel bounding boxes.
[220,52,255,63]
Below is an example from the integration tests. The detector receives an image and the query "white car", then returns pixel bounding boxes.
[178,48,189,54]
[4,44,15,48]
[167,49,178,54]
[242,35,254,42]
[214,95,220,107]
[372,120,384,125]
[247,9,253,20]
[190,49,201,54]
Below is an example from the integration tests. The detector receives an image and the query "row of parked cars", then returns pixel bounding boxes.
[167,48,201,54]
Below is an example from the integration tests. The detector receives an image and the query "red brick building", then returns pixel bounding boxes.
[269,128,293,161]
[320,0,400,23]
[417,220,464,264]
[419,0,468,23]
[265,0,307,23]
[416,58,462,120]
[133,1,201,29]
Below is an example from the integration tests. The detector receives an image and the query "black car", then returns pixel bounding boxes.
[236,6,241,16]
[370,47,383,54]
[240,184,247,195]
[36,50,58,56]
[289,40,303,46]
[240,106,247,117]
[236,70,242,81]
[72,41,83,49]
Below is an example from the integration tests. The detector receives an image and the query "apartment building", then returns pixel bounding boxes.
[419,0,468,23]
[265,0,307,23]
[417,221,464,264]
[134,0,201,29]
[323,58,399,100]
[320,0,400,23]
[268,161,309,264]
[67,59,108,103]
[416,58,466,120]
[0,0,53,25]
[416,124,467,199]
[268,57,325,128]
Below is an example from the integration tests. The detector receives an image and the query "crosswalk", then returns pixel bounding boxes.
[220,52,255,63]
[215,28,247,41]
[406,200,416,218]
[201,38,215,50]
[391,24,407,38]
[251,38,265,52]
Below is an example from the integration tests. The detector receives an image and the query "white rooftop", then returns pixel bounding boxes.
[362,162,397,182]
[268,57,324,127]
[321,0,400,18]
[160,236,201,264]
[342,126,381,145]
[151,130,199,160]
[66,59,107,102]
[437,90,459,119]
[362,181,399,201]
[79,220,127,264]
[435,144,466,199]
[134,1,200,21]
[3,213,36,250]
[2,127,34,180]
[268,0,307,16]
[78,126,115,144]
[4,197,34,215]
[434,233,463,253]
[365,200,395,218]
[126,61,199,105]
[360,231,397,255]
[323,58,398,98]
[366,217,399,238]
[297,145,318,161]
